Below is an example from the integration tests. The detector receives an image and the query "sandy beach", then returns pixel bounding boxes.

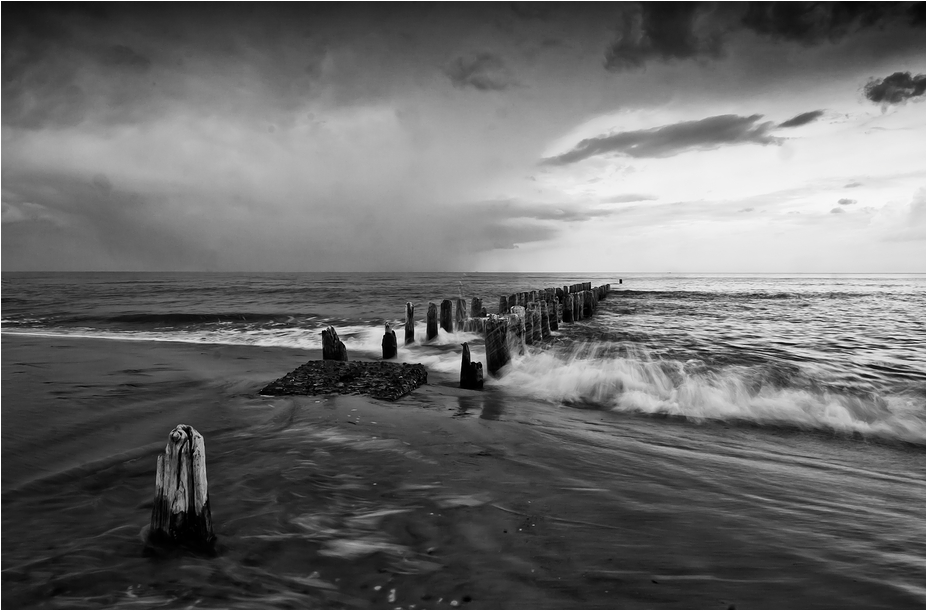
[3,333,923,609]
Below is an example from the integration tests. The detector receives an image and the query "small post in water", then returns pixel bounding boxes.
[405,302,415,345]
[426,302,438,341]
[540,300,551,339]
[440,299,453,333]
[149,424,215,549]
[322,326,348,361]
[382,323,397,359]
[455,298,467,331]
[459,342,484,390]
[485,316,511,375]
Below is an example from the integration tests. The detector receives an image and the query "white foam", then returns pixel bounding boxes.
[493,342,926,443]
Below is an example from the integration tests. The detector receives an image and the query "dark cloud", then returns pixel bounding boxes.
[443,53,516,91]
[741,2,918,45]
[602,2,923,71]
[543,114,781,165]
[838,198,856,205]
[604,3,725,71]
[830,207,845,214]
[845,181,862,188]
[863,71,926,105]
[1,3,417,129]
[778,109,824,128]
[738,207,755,213]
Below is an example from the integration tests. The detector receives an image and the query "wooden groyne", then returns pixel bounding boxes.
[479,282,613,378]
[318,280,616,390]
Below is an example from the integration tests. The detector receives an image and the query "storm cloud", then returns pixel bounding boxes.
[864,71,926,105]
[742,1,922,45]
[778,110,824,128]
[544,114,781,165]
[604,2,724,71]
[602,2,924,71]
[838,198,857,205]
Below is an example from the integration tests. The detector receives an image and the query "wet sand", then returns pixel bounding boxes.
[2,334,924,609]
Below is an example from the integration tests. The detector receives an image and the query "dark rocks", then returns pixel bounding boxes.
[260,360,428,401]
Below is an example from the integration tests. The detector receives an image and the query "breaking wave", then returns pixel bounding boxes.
[492,342,925,444]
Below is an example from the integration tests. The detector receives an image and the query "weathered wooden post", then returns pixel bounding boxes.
[573,294,583,321]
[405,302,415,345]
[619,279,622,285]
[524,304,535,345]
[322,326,348,361]
[508,307,526,355]
[471,297,483,318]
[508,294,517,312]
[150,424,215,549]
[485,317,510,376]
[563,294,574,323]
[382,323,397,359]
[440,299,453,333]
[498,295,508,315]
[583,290,593,317]
[540,300,551,339]
[459,342,484,390]
[426,302,438,341]
[531,306,542,343]
[549,299,559,331]
[455,298,467,330]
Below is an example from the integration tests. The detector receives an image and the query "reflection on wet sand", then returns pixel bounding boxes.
[455,392,506,421]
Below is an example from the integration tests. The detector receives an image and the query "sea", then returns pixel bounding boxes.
[2,272,925,608]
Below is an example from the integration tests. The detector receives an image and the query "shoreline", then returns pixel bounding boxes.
[3,333,924,609]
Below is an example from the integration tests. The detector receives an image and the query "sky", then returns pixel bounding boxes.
[2,2,925,273]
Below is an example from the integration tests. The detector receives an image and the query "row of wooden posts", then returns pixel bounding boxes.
[318,281,615,370]
[320,281,614,388]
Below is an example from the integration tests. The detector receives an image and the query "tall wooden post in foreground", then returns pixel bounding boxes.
[150,424,215,549]
[405,302,415,345]
[382,323,397,359]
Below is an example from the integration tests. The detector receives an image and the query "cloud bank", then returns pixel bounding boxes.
[544,114,781,165]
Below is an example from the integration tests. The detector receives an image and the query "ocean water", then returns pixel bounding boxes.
[3,272,925,442]
[2,272,925,608]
